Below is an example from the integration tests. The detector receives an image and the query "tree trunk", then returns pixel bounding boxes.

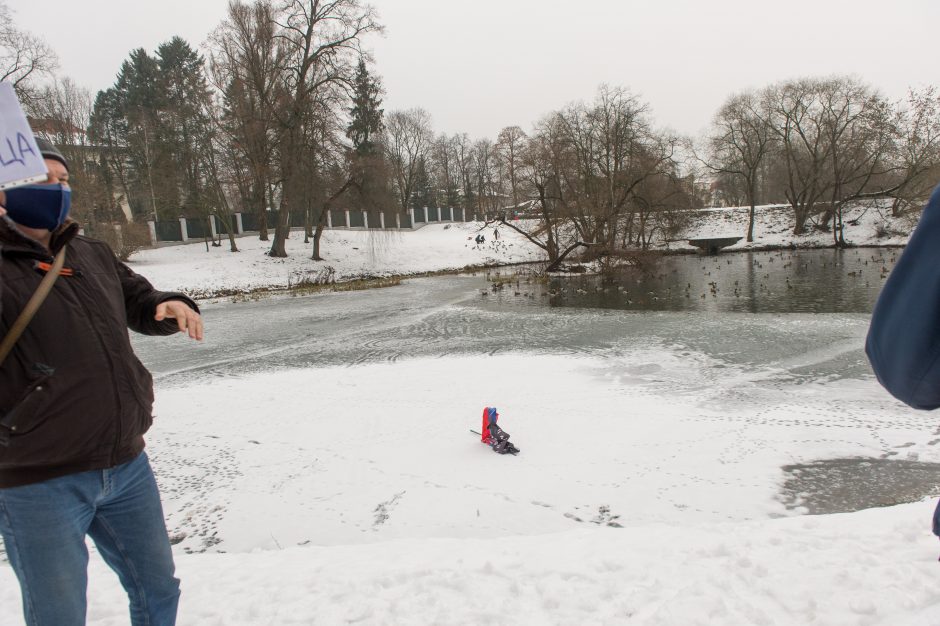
[258,209,269,241]
[258,182,274,242]
[835,203,847,248]
[304,208,313,244]
[746,179,756,243]
[792,204,810,235]
[311,179,353,261]
[312,219,325,260]
[216,210,239,252]
[545,241,591,272]
[269,188,290,257]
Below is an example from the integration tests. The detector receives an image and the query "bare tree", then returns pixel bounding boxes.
[763,79,834,234]
[472,138,501,216]
[496,125,527,208]
[29,79,107,223]
[763,76,905,240]
[210,0,286,242]
[430,133,461,209]
[816,77,897,246]
[264,0,381,257]
[451,133,475,216]
[629,165,693,250]
[502,113,588,270]
[558,85,676,251]
[705,90,774,242]
[889,87,940,216]
[0,1,58,107]
[300,90,357,260]
[383,107,433,213]
[196,90,242,252]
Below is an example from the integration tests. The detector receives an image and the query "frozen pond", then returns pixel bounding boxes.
[126,247,940,554]
[135,248,901,383]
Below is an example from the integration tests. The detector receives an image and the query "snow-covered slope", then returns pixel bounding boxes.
[127,203,916,299]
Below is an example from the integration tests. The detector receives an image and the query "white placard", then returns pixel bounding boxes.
[0,82,48,191]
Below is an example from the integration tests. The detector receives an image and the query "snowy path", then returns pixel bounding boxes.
[3,500,938,625]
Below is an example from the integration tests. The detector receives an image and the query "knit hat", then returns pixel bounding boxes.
[34,136,69,172]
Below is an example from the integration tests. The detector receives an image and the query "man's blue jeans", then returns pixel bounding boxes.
[0,452,180,625]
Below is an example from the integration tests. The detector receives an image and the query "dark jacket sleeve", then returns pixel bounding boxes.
[865,184,940,410]
[0,244,4,323]
[113,254,200,336]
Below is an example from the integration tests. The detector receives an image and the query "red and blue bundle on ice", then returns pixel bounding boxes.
[479,407,519,455]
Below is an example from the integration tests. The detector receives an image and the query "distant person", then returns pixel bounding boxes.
[0,137,203,625]
[866,183,940,553]
[493,227,499,240]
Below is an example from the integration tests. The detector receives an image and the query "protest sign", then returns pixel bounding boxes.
[0,82,48,191]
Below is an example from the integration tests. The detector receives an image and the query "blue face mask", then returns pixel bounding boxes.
[2,184,72,230]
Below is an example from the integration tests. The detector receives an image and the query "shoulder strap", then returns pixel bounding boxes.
[0,245,67,366]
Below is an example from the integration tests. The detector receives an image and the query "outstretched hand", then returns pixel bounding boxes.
[155,301,203,341]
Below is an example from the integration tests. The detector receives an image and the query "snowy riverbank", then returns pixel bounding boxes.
[129,221,543,298]
[663,202,913,253]
[126,202,916,299]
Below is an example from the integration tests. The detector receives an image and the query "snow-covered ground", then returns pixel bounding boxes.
[15,500,940,625]
[3,349,939,625]
[130,222,542,298]
[2,208,938,626]
[664,202,913,253]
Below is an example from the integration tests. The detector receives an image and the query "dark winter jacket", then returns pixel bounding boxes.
[865,184,940,410]
[0,216,198,487]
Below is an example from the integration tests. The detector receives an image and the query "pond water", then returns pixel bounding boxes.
[484,247,900,314]
[132,246,940,517]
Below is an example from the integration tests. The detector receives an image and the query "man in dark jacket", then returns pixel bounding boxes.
[0,138,202,625]
[866,183,940,548]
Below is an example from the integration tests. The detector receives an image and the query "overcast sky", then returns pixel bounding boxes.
[7,0,939,139]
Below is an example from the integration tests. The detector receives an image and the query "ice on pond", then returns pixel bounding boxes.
[128,249,933,555]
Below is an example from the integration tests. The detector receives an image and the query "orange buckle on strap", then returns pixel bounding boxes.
[35,261,75,277]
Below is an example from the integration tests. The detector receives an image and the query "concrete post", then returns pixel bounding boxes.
[235,212,244,235]
[327,210,332,229]
[147,220,157,245]
[379,213,385,229]
[344,210,350,228]
[179,217,189,242]
[395,213,401,229]
[363,211,369,229]
[210,215,218,239]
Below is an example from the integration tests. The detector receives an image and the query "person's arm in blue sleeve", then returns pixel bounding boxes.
[866,184,940,409]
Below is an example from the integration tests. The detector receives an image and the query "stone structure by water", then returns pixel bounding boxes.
[688,236,744,254]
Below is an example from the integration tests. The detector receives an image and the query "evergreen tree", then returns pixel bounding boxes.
[156,37,213,218]
[91,38,215,224]
[89,87,132,214]
[112,48,165,220]
[345,59,392,216]
[346,59,384,156]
